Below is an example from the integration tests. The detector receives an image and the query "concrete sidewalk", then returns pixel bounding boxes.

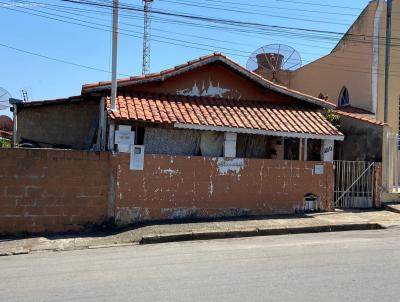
[2,210,400,256]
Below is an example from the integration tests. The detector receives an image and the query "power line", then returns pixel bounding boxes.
[174,0,361,17]
[0,42,129,76]
[73,0,400,43]
[157,0,353,26]
[2,0,400,79]
[0,2,388,62]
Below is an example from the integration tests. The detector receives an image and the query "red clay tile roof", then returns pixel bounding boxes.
[334,106,384,126]
[107,93,343,140]
[84,52,336,110]
[0,129,12,140]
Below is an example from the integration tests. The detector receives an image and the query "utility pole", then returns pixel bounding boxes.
[384,0,392,123]
[142,0,154,75]
[110,0,119,111]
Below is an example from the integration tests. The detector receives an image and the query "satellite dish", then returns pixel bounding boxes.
[247,44,302,84]
[0,87,11,111]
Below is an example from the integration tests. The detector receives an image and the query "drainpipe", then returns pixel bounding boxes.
[384,0,392,124]
[9,98,23,148]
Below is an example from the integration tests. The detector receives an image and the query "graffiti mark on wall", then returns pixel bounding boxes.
[176,80,242,99]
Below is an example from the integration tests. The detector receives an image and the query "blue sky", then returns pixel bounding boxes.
[0,0,371,117]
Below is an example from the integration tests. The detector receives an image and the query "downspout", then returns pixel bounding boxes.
[372,0,385,115]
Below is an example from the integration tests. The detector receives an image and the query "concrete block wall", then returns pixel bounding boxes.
[113,155,334,225]
[0,149,110,235]
[0,150,335,235]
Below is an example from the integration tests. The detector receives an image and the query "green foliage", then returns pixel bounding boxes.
[0,138,11,148]
[323,108,340,127]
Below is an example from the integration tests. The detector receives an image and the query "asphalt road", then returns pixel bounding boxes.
[1,229,400,302]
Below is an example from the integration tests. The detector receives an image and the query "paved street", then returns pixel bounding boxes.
[1,228,400,302]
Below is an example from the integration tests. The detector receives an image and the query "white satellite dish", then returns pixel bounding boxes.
[247,44,302,84]
[0,87,11,111]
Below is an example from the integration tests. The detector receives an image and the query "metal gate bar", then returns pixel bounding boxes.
[334,160,375,208]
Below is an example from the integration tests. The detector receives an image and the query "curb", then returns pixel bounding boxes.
[383,204,400,214]
[140,223,383,245]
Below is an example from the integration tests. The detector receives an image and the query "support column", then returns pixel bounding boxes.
[304,138,308,161]
[223,132,237,158]
[108,122,115,151]
[321,139,334,162]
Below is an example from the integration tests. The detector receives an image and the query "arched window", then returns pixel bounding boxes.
[338,86,350,107]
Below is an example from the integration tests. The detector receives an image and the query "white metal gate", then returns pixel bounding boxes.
[386,133,400,192]
[334,161,376,208]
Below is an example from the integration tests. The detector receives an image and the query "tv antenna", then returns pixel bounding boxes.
[246,44,302,84]
[142,0,154,75]
[21,89,28,102]
[0,87,11,111]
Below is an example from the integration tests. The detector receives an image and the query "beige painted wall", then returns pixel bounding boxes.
[376,0,400,132]
[288,1,379,111]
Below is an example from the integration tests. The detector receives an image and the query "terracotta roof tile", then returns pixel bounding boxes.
[334,106,384,126]
[106,93,343,138]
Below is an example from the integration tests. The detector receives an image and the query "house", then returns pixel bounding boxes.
[9,53,350,223]
[82,53,343,162]
[16,53,345,161]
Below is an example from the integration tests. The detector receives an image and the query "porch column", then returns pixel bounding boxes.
[223,132,237,158]
[321,139,334,162]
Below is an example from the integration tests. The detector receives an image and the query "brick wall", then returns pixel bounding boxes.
[0,150,335,235]
[0,149,110,235]
[113,155,334,225]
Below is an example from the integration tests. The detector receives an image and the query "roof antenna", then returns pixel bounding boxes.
[142,0,154,75]
[21,89,28,102]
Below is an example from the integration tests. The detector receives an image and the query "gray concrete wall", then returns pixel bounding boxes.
[335,116,383,161]
[17,100,99,150]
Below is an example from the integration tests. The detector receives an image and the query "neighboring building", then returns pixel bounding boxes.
[248,0,400,199]
[0,115,12,141]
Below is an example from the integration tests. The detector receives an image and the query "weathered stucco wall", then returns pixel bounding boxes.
[0,149,110,235]
[122,63,300,104]
[17,100,99,149]
[113,154,334,225]
[335,116,384,161]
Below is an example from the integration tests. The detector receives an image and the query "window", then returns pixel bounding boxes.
[338,86,350,107]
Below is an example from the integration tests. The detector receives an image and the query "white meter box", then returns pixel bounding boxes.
[130,145,145,170]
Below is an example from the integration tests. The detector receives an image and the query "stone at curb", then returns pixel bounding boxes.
[192,228,259,241]
[88,243,136,249]
[0,251,13,257]
[12,249,29,255]
[141,232,194,244]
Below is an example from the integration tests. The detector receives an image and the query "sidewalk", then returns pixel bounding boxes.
[2,210,400,256]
